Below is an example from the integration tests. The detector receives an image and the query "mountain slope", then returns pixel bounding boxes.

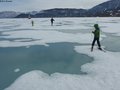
[88,0,120,16]
[0,11,20,18]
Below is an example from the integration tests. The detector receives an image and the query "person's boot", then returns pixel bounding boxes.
[91,46,93,52]
[98,47,102,50]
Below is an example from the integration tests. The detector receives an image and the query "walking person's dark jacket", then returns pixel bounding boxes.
[92,25,100,39]
[91,24,102,51]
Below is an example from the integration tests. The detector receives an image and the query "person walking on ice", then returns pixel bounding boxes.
[51,17,55,26]
[31,20,34,26]
[91,24,102,52]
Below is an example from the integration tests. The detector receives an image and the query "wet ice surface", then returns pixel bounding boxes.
[0,17,120,90]
[102,34,120,52]
[0,43,93,90]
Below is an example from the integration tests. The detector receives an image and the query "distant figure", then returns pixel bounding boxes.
[51,17,55,26]
[91,24,102,52]
[31,20,34,26]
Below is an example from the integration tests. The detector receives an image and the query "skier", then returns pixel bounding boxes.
[51,17,55,26]
[91,24,102,52]
[31,20,34,26]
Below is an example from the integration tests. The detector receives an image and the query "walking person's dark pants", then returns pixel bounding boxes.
[91,37,101,51]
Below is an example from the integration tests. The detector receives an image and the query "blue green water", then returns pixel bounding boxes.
[102,35,120,52]
[0,43,93,90]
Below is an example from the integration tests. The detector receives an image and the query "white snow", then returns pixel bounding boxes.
[1,18,120,90]
[0,18,108,47]
[101,23,120,34]
[0,30,106,47]
[0,30,93,47]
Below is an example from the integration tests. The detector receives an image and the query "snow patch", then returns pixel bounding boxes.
[14,68,20,73]
[0,30,100,47]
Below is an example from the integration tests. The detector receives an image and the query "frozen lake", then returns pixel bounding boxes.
[0,18,120,90]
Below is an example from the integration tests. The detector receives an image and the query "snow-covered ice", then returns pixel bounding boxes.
[0,17,120,90]
[0,18,108,47]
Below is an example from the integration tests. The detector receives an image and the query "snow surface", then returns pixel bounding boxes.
[0,17,120,90]
[0,18,109,47]
[0,30,101,47]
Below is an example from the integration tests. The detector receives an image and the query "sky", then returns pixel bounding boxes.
[0,0,109,12]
